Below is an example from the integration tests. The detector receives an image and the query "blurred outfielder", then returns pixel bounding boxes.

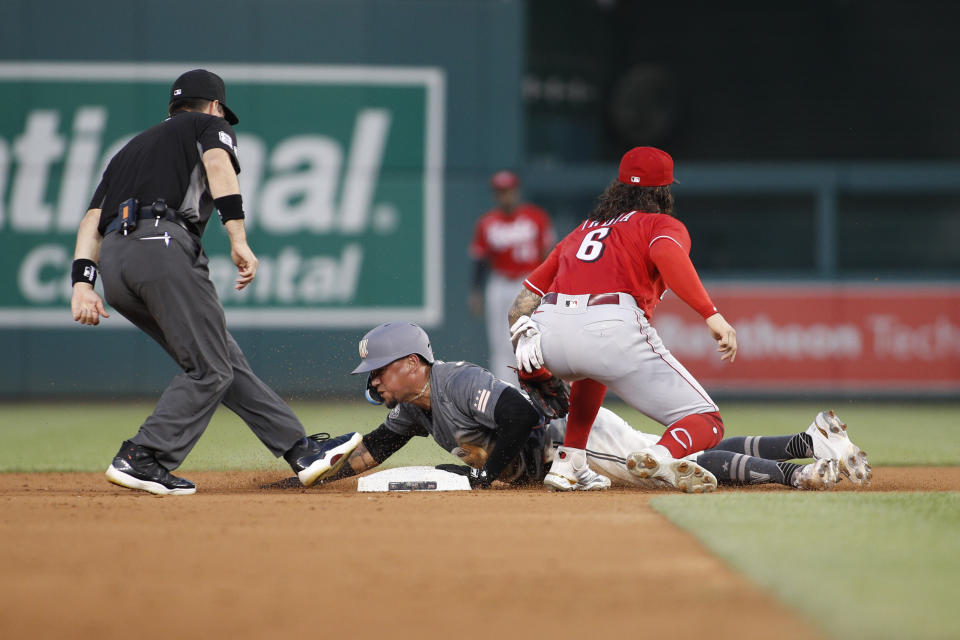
[469,170,555,382]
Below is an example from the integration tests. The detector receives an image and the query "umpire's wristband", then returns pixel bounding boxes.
[214,194,245,223]
[71,259,98,287]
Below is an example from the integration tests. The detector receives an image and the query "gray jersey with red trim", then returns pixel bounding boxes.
[384,360,514,455]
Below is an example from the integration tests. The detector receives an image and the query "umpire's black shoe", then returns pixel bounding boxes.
[105,440,196,496]
[284,432,363,487]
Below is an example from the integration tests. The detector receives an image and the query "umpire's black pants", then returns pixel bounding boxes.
[99,220,306,470]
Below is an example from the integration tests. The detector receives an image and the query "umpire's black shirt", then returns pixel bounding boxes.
[91,112,241,237]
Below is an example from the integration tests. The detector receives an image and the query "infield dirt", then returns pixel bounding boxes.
[1,467,956,640]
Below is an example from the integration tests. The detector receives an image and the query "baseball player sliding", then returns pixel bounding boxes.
[266,324,871,492]
[509,146,736,493]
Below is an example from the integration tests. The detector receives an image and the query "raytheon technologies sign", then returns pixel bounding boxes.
[0,62,445,328]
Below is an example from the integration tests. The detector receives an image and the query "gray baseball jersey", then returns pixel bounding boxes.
[384,360,514,454]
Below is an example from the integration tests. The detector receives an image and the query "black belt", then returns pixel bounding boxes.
[541,292,628,306]
[104,204,198,236]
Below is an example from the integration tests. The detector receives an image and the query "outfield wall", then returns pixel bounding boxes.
[1,1,957,399]
[0,0,523,398]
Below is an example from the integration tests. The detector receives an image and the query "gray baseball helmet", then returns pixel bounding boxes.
[350,322,435,374]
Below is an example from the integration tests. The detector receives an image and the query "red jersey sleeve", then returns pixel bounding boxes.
[649,228,717,319]
[648,215,691,253]
[524,242,561,296]
[469,214,490,260]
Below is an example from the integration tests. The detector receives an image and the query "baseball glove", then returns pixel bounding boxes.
[512,365,569,420]
[500,433,548,486]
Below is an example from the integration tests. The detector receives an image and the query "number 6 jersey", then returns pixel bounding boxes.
[523,210,718,320]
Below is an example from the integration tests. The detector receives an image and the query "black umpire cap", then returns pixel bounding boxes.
[169,69,239,125]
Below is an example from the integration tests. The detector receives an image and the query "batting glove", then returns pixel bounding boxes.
[436,464,492,489]
[468,467,493,489]
[509,314,540,342]
[511,314,545,373]
[515,331,544,373]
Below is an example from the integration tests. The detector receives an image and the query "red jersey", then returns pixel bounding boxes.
[524,211,717,319]
[470,204,555,279]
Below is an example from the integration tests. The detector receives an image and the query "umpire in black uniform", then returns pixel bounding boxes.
[70,69,360,495]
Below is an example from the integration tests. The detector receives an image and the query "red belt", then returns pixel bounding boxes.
[541,292,625,306]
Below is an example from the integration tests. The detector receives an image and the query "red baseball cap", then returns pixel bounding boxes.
[490,170,520,190]
[617,147,674,186]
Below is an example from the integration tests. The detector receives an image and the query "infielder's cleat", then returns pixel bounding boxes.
[792,458,840,490]
[576,469,613,491]
[627,450,717,493]
[543,473,577,491]
[105,440,196,496]
[285,432,363,487]
[806,411,871,486]
[543,446,611,492]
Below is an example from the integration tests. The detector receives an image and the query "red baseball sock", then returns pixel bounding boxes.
[657,411,725,458]
[562,378,607,450]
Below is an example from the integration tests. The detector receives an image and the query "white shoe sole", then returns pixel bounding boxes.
[627,452,717,494]
[105,465,196,496]
[543,472,578,492]
[543,470,610,491]
[812,411,872,486]
[297,432,363,487]
[577,478,611,491]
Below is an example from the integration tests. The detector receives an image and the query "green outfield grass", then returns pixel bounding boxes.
[0,399,450,472]
[651,492,959,640]
[0,400,958,472]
